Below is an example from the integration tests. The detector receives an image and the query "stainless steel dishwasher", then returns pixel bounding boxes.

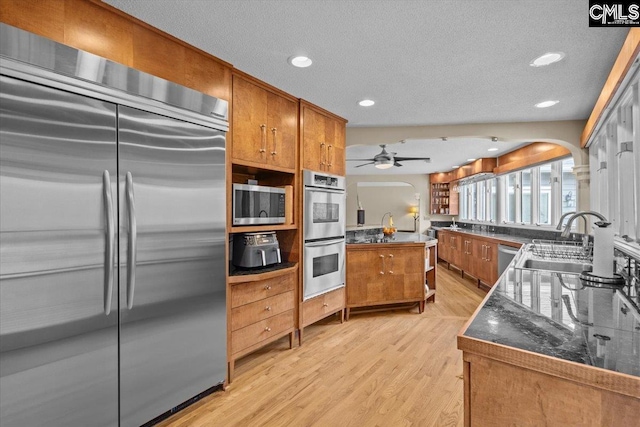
[498,245,519,276]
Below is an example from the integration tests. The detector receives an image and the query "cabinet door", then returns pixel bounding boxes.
[346,248,385,306]
[449,234,462,267]
[484,242,499,285]
[266,92,297,171]
[387,247,424,300]
[437,231,449,262]
[327,117,345,176]
[232,77,268,165]
[461,238,474,272]
[302,106,326,172]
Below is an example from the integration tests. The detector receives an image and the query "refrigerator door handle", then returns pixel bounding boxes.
[126,171,137,309]
[103,170,115,315]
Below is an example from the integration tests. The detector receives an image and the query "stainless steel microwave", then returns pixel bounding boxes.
[232,183,286,225]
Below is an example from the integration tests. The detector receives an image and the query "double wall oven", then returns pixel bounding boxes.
[303,170,346,300]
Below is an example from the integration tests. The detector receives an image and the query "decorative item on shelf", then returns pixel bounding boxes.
[409,206,419,232]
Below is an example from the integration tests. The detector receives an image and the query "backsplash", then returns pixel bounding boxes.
[430,221,591,242]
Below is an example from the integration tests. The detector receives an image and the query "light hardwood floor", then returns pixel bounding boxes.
[159,263,486,427]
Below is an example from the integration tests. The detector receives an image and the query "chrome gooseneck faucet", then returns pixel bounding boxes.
[561,211,609,237]
[556,211,587,234]
[381,212,393,227]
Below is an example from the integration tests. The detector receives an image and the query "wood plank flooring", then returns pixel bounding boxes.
[159,262,486,427]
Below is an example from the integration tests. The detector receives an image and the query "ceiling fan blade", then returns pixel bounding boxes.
[347,158,376,161]
[355,162,375,168]
[394,161,402,167]
[393,157,431,163]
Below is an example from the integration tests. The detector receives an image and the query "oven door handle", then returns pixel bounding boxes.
[304,187,345,195]
[305,238,345,247]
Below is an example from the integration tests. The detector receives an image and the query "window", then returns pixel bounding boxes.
[538,163,552,225]
[561,158,577,216]
[506,173,517,223]
[452,157,575,228]
[521,169,532,224]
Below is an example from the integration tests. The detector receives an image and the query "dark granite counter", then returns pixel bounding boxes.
[431,225,530,246]
[346,230,436,245]
[462,244,640,377]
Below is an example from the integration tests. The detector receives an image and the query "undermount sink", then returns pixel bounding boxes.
[521,259,592,274]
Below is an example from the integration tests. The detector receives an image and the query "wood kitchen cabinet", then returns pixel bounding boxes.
[345,243,426,318]
[473,239,498,286]
[300,101,346,176]
[299,287,345,344]
[438,229,510,288]
[228,267,297,382]
[232,74,298,172]
[440,231,462,267]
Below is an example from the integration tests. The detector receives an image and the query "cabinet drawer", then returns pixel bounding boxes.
[303,287,345,325]
[231,310,294,354]
[231,291,294,331]
[231,272,296,308]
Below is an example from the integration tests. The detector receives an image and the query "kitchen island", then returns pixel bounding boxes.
[345,230,437,318]
[457,243,640,426]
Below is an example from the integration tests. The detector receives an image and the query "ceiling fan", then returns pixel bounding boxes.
[347,144,431,169]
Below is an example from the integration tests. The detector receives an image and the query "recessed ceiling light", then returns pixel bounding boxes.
[488,147,499,152]
[288,55,312,68]
[530,52,565,67]
[467,158,476,162]
[358,99,375,107]
[451,165,459,169]
[535,100,559,108]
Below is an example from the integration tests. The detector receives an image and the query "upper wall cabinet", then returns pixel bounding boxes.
[301,101,347,176]
[232,74,298,172]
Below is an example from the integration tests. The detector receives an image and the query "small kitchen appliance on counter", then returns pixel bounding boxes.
[233,232,282,269]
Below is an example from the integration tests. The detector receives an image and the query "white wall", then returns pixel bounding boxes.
[346,174,431,233]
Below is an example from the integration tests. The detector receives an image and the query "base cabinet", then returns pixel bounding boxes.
[437,230,503,287]
[299,287,345,344]
[462,353,640,427]
[345,243,426,318]
[228,269,297,381]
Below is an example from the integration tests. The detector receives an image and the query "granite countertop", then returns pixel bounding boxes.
[462,244,640,377]
[347,231,436,245]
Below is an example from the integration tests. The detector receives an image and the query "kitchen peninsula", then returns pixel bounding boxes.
[345,228,437,318]
[457,244,640,426]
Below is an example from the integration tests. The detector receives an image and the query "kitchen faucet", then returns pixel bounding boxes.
[560,211,609,250]
[556,211,588,241]
[560,211,609,238]
[381,212,393,227]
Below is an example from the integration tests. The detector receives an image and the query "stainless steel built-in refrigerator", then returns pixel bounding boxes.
[0,24,227,427]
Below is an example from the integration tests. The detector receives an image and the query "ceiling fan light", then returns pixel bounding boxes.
[374,158,394,169]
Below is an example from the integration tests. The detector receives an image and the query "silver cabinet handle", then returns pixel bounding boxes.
[260,124,267,153]
[103,170,115,316]
[126,172,137,310]
[320,142,326,166]
[379,254,385,275]
[271,127,277,156]
[485,245,491,262]
[327,144,333,168]
[388,253,394,274]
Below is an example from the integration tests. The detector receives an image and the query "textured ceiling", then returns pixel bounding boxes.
[104,0,627,128]
[104,0,628,176]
